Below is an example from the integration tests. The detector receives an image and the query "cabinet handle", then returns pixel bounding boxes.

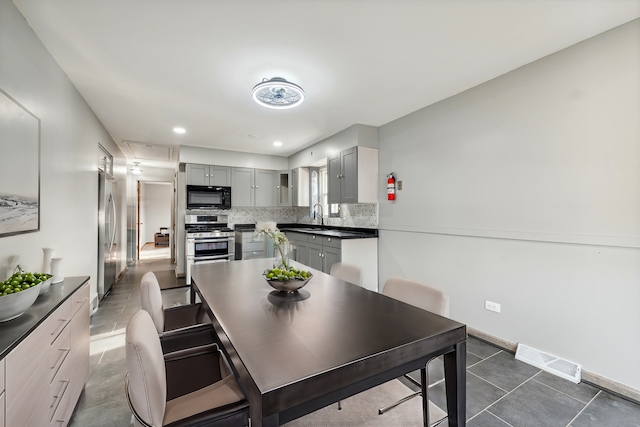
[328,238,331,242]
[51,318,70,337]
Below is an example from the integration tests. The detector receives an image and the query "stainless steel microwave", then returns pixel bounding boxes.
[186,185,232,209]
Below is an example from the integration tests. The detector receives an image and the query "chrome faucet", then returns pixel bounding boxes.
[313,203,324,226]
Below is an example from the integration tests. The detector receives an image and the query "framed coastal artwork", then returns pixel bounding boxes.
[0,89,40,237]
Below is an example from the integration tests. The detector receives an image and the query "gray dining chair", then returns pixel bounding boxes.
[140,271,214,353]
[125,310,249,427]
[379,277,450,427]
[330,262,364,286]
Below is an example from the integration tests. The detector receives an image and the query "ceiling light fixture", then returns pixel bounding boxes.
[130,162,143,175]
[273,141,283,147]
[173,127,186,134]
[252,77,305,110]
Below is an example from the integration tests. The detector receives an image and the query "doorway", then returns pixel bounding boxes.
[137,181,172,261]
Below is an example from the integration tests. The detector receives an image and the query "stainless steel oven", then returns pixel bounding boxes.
[185,215,235,284]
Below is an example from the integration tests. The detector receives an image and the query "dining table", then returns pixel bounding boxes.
[191,258,467,427]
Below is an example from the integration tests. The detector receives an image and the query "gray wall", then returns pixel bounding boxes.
[0,0,127,305]
[378,20,640,391]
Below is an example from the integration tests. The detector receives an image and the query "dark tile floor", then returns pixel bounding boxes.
[69,257,640,426]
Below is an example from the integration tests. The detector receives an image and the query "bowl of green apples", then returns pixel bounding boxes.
[0,269,49,322]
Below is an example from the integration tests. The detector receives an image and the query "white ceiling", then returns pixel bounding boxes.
[13,0,640,168]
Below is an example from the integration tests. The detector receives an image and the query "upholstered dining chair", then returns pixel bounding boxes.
[125,309,249,427]
[140,271,214,353]
[378,277,450,427]
[329,262,364,287]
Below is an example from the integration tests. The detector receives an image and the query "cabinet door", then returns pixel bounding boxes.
[255,169,276,207]
[277,171,290,206]
[210,166,231,186]
[231,168,254,206]
[327,152,342,204]
[307,241,323,271]
[291,168,299,206]
[322,246,342,274]
[186,164,209,186]
[296,240,309,265]
[340,147,358,203]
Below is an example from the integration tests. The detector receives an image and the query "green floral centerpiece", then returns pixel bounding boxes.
[255,221,312,293]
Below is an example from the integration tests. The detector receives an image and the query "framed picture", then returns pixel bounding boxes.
[0,89,40,237]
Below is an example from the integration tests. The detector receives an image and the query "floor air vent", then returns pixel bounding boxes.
[515,343,581,384]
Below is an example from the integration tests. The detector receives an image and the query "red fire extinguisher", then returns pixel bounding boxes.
[387,173,396,201]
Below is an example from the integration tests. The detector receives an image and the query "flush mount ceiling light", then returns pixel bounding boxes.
[173,127,186,134]
[130,162,143,175]
[252,77,305,109]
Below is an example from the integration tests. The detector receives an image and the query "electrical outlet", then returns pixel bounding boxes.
[485,300,501,313]
[397,181,403,190]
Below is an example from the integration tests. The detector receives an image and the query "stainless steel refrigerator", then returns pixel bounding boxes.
[98,171,117,298]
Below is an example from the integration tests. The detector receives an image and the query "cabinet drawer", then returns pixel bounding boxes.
[0,357,5,394]
[49,324,71,383]
[322,236,342,248]
[47,298,73,345]
[70,297,90,387]
[6,359,49,427]
[0,391,5,427]
[285,232,308,243]
[242,251,266,260]
[71,283,90,318]
[49,351,74,422]
[243,241,266,252]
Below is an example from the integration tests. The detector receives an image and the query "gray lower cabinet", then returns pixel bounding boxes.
[288,232,341,274]
[236,230,267,260]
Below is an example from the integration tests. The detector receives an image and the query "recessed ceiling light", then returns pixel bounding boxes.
[273,141,283,147]
[252,77,305,110]
[173,127,186,134]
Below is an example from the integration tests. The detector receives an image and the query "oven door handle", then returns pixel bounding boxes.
[193,254,234,261]
[189,237,234,243]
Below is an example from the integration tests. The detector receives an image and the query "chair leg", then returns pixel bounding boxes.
[338,400,342,410]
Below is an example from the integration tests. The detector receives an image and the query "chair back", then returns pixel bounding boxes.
[330,262,364,287]
[382,278,449,317]
[140,271,165,334]
[125,310,167,426]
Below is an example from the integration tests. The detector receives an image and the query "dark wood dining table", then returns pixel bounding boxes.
[191,259,467,427]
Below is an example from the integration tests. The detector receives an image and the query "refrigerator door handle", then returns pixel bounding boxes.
[108,193,117,253]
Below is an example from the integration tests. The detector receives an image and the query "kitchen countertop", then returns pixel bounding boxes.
[278,223,378,239]
[0,276,90,359]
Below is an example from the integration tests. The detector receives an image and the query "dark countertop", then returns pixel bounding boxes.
[0,276,90,360]
[278,223,378,239]
[234,223,257,231]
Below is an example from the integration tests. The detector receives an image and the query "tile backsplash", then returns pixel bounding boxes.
[190,204,378,229]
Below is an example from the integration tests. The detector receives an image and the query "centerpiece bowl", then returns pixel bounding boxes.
[263,272,312,293]
[0,281,42,322]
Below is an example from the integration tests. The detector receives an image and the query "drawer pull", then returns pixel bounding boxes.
[51,348,71,370]
[51,379,70,406]
[77,297,88,303]
[51,318,70,337]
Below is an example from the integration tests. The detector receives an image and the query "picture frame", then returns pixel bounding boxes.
[0,88,41,237]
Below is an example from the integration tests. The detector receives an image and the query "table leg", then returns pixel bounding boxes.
[251,411,278,427]
[421,367,429,427]
[444,340,467,427]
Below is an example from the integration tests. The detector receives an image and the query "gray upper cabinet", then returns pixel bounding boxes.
[232,167,277,207]
[328,146,378,204]
[186,164,231,186]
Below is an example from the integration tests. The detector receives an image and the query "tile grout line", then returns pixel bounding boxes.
[565,390,601,427]
[485,409,517,427]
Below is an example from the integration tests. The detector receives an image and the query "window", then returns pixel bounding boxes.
[309,166,329,222]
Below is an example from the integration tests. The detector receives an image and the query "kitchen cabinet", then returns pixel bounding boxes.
[290,167,310,207]
[235,230,267,260]
[3,281,89,427]
[277,170,290,206]
[186,164,231,186]
[232,168,277,207]
[328,146,378,204]
[288,232,341,274]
